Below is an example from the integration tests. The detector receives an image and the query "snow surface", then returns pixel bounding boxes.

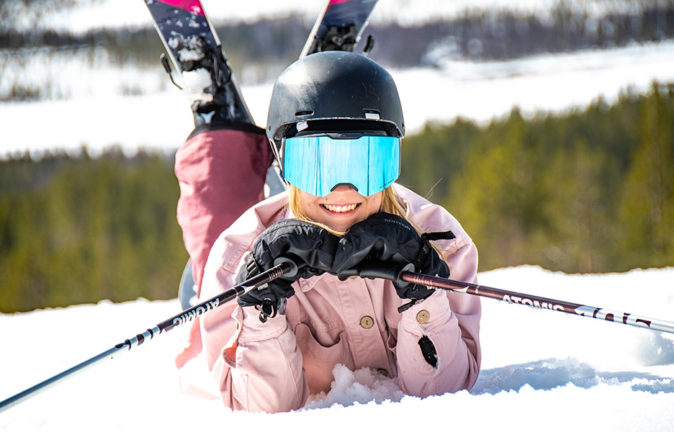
[2,40,674,158]
[1,266,673,431]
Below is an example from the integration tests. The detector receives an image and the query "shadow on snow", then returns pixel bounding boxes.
[471,357,674,395]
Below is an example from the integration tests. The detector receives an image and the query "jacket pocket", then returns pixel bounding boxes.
[294,322,353,394]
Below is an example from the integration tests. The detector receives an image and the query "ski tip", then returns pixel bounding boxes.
[155,0,206,16]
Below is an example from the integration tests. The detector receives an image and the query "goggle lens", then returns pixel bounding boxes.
[283,135,400,197]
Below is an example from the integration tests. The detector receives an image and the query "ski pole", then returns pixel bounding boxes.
[0,261,295,413]
[401,272,674,335]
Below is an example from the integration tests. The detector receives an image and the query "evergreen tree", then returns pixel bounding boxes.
[2,83,673,312]
[619,83,674,268]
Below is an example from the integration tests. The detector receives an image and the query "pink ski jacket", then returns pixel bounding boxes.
[174,129,480,412]
[176,188,481,413]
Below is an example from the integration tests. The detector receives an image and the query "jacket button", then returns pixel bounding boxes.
[360,315,374,329]
[416,310,430,324]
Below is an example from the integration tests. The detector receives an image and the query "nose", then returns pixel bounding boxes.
[330,183,358,193]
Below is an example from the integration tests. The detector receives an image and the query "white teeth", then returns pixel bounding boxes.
[323,203,358,213]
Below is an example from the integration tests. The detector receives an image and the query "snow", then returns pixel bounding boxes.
[396,40,674,136]
[10,0,619,34]
[1,266,673,431]
[169,35,216,104]
[2,2,673,429]
[2,40,674,158]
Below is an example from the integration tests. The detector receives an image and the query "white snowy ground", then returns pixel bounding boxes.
[1,266,673,431]
[2,40,674,158]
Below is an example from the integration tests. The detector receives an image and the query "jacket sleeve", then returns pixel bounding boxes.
[225,306,309,412]
[199,237,309,413]
[394,238,481,396]
[174,127,272,290]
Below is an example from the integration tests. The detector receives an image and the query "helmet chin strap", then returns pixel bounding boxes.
[269,137,283,166]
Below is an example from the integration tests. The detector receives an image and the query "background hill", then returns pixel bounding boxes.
[0,0,672,311]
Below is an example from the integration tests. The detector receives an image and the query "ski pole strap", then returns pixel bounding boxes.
[413,230,455,274]
[161,260,295,333]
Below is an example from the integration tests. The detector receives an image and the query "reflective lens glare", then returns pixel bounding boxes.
[283,135,400,197]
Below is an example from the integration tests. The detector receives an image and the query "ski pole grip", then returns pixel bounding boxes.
[272,257,300,280]
[344,262,416,287]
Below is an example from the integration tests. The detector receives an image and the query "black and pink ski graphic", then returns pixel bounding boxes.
[144,0,254,123]
[145,0,219,66]
[302,0,379,57]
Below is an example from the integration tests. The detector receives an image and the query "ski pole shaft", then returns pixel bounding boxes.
[401,272,674,335]
[0,261,294,413]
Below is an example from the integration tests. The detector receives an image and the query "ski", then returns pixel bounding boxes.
[143,0,278,309]
[301,0,379,57]
[143,0,254,123]
[148,1,382,309]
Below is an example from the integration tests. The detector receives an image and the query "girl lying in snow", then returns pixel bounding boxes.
[173,51,481,412]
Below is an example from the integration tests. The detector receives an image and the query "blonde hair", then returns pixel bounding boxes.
[287,185,447,265]
[288,184,409,236]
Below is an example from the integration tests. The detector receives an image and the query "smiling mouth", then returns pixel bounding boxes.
[321,203,360,213]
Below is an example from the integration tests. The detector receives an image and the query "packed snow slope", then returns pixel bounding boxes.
[1,266,673,431]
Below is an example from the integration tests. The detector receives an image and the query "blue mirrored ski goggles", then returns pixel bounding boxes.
[282,135,401,197]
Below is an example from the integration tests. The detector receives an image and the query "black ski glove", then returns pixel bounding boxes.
[332,213,453,312]
[237,219,339,322]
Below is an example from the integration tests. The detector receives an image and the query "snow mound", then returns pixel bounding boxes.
[305,364,405,409]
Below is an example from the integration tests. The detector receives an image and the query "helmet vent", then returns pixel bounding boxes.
[364,110,381,120]
[295,110,314,117]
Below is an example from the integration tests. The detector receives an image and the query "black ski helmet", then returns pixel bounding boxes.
[266,51,405,155]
